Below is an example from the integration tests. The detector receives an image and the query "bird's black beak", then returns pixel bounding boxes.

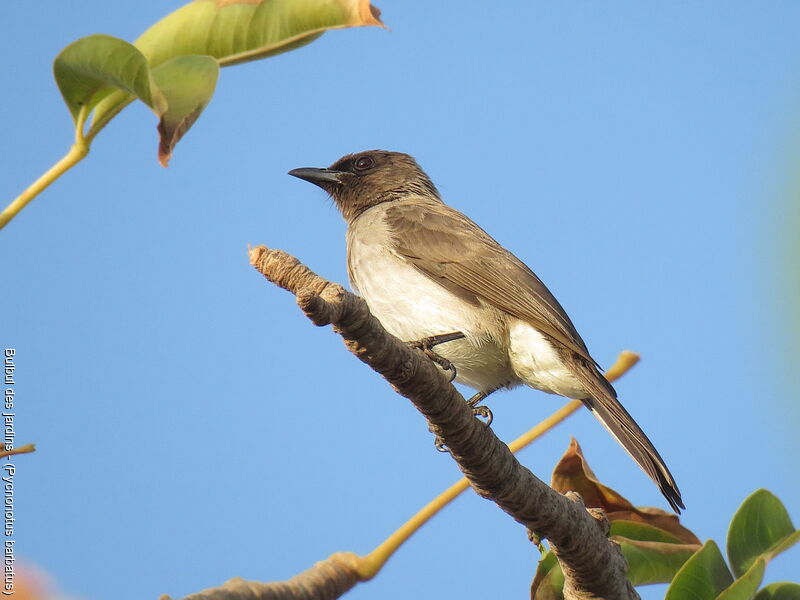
[288,167,345,189]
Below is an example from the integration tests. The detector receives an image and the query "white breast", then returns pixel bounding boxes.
[346,202,519,392]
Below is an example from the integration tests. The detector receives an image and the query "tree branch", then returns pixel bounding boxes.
[170,552,361,600]
[163,245,637,600]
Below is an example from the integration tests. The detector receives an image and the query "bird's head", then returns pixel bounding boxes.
[289,150,440,222]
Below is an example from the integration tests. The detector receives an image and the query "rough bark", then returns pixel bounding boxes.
[166,552,361,600]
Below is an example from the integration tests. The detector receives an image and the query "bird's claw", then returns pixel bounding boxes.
[472,405,493,427]
[465,391,493,427]
[408,332,464,382]
[432,404,492,451]
[428,422,450,453]
[429,385,494,452]
[429,353,457,382]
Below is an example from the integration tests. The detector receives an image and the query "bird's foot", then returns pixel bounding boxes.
[430,388,494,453]
[471,405,493,427]
[427,422,450,453]
[467,391,493,427]
[407,331,465,382]
[431,405,493,452]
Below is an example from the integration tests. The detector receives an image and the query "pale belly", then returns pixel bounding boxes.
[348,238,518,391]
[507,319,586,399]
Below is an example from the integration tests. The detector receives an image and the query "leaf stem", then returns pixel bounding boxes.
[357,472,466,580]
[86,95,134,144]
[0,107,91,230]
[355,350,640,580]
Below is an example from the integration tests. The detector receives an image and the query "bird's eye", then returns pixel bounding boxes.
[354,156,374,171]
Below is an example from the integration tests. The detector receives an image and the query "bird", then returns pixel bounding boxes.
[288,150,684,513]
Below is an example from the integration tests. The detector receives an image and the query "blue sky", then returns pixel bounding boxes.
[2,2,799,599]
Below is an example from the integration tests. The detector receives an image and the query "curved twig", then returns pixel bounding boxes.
[173,552,361,600]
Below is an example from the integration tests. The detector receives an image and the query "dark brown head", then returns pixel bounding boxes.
[288,150,441,222]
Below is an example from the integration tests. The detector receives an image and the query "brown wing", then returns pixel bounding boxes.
[385,200,595,364]
[385,200,685,512]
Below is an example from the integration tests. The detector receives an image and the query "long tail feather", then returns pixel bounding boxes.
[565,352,685,512]
[582,392,684,512]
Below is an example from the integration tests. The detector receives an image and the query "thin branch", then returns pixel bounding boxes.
[0,141,90,230]
[0,444,36,459]
[172,552,361,600]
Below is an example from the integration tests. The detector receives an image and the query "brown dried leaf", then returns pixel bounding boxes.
[551,438,700,544]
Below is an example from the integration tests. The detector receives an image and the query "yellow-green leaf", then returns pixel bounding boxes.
[90,0,383,130]
[617,538,701,586]
[151,55,219,166]
[754,582,800,600]
[135,0,383,68]
[531,551,565,600]
[727,489,799,578]
[717,559,766,600]
[611,520,688,544]
[531,528,700,597]
[551,438,700,543]
[53,34,166,124]
[665,541,734,600]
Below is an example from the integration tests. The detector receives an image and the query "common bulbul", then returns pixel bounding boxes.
[289,150,684,513]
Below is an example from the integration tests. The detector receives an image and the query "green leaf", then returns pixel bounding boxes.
[531,525,700,597]
[550,438,700,545]
[151,55,219,166]
[134,0,384,68]
[531,551,565,600]
[717,558,766,600]
[727,489,799,578]
[665,540,734,600]
[611,520,688,544]
[755,582,800,600]
[89,0,384,131]
[53,34,166,124]
[617,538,700,586]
